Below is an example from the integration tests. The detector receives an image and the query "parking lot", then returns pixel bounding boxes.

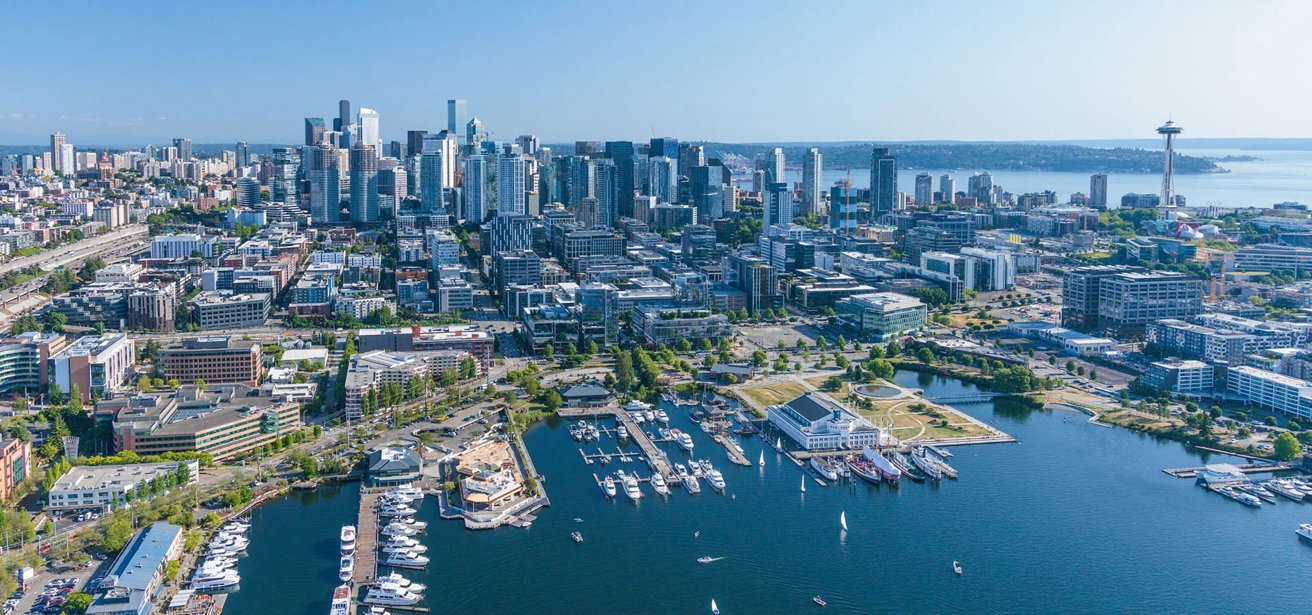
[11,563,101,615]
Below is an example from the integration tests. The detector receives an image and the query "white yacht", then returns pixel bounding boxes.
[602,476,617,498]
[656,409,670,424]
[810,457,838,481]
[377,502,417,517]
[223,521,250,534]
[208,536,249,553]
[677,431,695,452]
[382,523,419,538]
[377,571,427,593]
[340,525,356,556]
[644,409,656,423]
[389,484,424,502]
[632,412,646,425]
[330,585,350,615]
[363,585,422,607]
[1297,523,1312,541]
[192,571,240,593]
[384,549,430,569]
[618,424,630,440]
[382,538,428,554]
[706,468,726,493]
[623,474,643,501]
[651,472,671,496]
[683,473,701,494]
[390,517,427,531]
[339,555,353,582]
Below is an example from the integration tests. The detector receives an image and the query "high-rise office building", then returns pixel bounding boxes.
[305,118,326,146]
[466,117,483,148]
[378,164,406,215]
[869,147,897,215]
[604,141,635,220]
[489,212,533,254]
[235,142,250,169]
[914,173,933,206]
[1090,173,1109,208]
[801,148,822,217]
[336,100,351,132]
[765,148,785,187]
[516,135,539,156]
[420,133,455,213]
[448,99,467,142]
[939,174,955,203]
[270,148,300,205]
[462,154,487,224]
[690,164,726,221]
[830,182,857,234]
[306,145,341,225]
[350,143,379,224]
[763,182,792,228]
[357,108,380,155]
[649,156,678,204]
[173,138,192,162]
[406,130,428,159]
[497,154,527,215]
[594,158,618,228]
[49,133,67,174]
[565,156,594,206]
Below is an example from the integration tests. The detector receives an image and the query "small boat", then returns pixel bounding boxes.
[840,511,847,532]
[651,472,671,496]
[697,555,724,564]
[571,531,583,544]
[677,431,695,452]
[800,475,806,493]
[758,450,765,467]
[573,518,584,523]
[953,560,963,575]
[645,409,656,422]
[813,596,828,607]
[383,549,430,569]
[1297,523,1312,541]
[633,412,646,425]
[711,599,720,615]
[618,424,630,440]
[377,502,417,517]
[774,437,784,453]
[339,555,353,582]
[602,476,617,498]
[656,410,670,423]
[684,473,701,494]
[810,457,838,481]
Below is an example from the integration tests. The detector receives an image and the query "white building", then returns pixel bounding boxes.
[343,350,479,419]
[1227,365,1312,420]
[768,392,885,451]
[1006,322,1116,355]
[335,295,392,320]
[48,333,135,402]
[150,234,214,259]
[46,460,199,511]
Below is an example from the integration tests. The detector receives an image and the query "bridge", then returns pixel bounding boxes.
[923,392,1008,404]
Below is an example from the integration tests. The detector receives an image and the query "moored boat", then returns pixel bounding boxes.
[863,446,902,484]
[329,585,351,615]
[706,468,726,493]
[651,472,671,495]
[339,555,353,582]
[809,457,838,481]
[889,451,926,482]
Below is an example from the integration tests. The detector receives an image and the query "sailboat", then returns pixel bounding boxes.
[800,476,807,493]
[840,511,847,531]
[774,437,783,453]
[711,599,720,614]
[758,450,764,467]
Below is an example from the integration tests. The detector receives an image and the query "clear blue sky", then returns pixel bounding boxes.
[1,0,1308,145]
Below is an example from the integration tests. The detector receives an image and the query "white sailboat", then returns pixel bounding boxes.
[800,476,806,493]
[711,599,720,614]
[840,511,847,531]
[758,450,764,467]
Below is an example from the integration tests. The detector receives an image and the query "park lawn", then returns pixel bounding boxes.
[857,399,994,441]
[740,381,808,407]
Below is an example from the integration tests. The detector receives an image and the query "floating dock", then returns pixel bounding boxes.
[352,492,381,585]
[1163,462,1293,479]
[560,407,679,484]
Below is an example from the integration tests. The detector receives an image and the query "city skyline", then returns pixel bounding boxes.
[2,0,1310,145]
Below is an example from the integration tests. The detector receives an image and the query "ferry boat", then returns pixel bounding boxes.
[911,449,944,481]
[383,549,430,569]
[651,472,671,496]
[377,502,417,517]
[863,446,902,484]
[676,431,695,452]
[340,525,356,556]
[623,474,644,501]
[377,571,426,593]
[329,585,350,615]
[809,457,838,481]
[602,476,617,498]
[338,555,353,582]
[1297,524,1312,541]
[363,585,422,607]
[706,468,727,493]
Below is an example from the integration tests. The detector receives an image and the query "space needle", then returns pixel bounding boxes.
[1157,120,1183,215]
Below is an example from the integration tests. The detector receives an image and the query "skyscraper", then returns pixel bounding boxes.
[235,141,250,169]
[462,154,487,224]
[357,108,380,155]
[939,174,955,204]
[830,182,857,234]
[1157,120,1182,212]
[915,173,933,206]
[765,147,785,187]
[1090,173,1108,208]
[801,148,822,217]
[566,156,594,206]
[466,117,483,148]
[406,130,428,159]
[969,172,994,204]
[604,141,635,220]
[270,148,299,205]
[448,99,467,142]
[497,154,527,215]
[594,158,618,228]
[869,147,897,215]
[516,135,539,156]
[420,132,457,213]
[350,143,379,224]
[49,133,66,174]
[173,138,192,162]
[763,182,792,228]
[690,164,726,221]
[336,99,351,132]
[306,145,341,225]
[649,156,678,204]
[305,118,326,146]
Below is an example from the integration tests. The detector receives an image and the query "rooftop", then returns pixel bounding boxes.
[51,461,190,492]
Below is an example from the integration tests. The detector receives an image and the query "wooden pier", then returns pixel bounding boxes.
[352,492,381,585]
[578,447,645,465]
[560,407,679,483]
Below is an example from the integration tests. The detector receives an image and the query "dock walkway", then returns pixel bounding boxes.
[352,492,381,585]
[1163,462,1293,479]
[559,406,678,483]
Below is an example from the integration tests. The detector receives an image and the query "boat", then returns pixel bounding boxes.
[890,451,926,482]
[800,475,806,493]
[953,560,963,575]
[377,572,426,593]
[570,423,584,441]
[656,409,670,423]
[1268,480,1307,502]
[340,525,357,556]
[846,456,883,486]
[388,484,424,502]
[651,472,671,496]
[192,572,241,593]
[572,531,583,544]
[366,609,393,615]
[677,431,695,452]
[363,585,422,607]
[684,473,701,494]
[915,447,959,479]
[863,446,902,484]
[911,449,944,481]
[602,476,617,498]
[706,468,726,493]
[574,518,584,523]
[645,409,656,422]
[810,457,838,481]
[759,450,765,467]
[734,423,759,436]
[813,596,828,607]
[840,511,847,532]
[1220,487,1262,507]
[623,474,643,501]
[773,437,784,453]
[381,524,418,538]
[330,585,351,615]
[1297,524,1312,541]
[383,549,430,569]
[618,424,630,440]
[382,538,428,554]
[377,502,417,517]
[711,599,720,615]
[339,555,353,582]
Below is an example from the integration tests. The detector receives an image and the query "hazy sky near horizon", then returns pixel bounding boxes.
[1,0,1309,145]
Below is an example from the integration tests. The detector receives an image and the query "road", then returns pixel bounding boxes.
[0,225,148,277]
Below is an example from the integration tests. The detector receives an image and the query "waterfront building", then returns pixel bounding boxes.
[45,460,199,511]
[1142,360,1214,395]
[833,292,927,341]
[85,522,183,615]
[1227,365,1312,420]
[560,381,614,407]
[159,336,263,386]
[631,305,732,346]
[768,392,884,451]
[368,444,424,486]
[48,333,134,403]
[1145,319,1255,365]
[191,291,270,330]
[343,350,480,420]
[101,385,302,459]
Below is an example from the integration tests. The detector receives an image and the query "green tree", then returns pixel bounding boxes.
[101,516,135,552]
[751,350,768,367]
[916,348,935,364]
[542,389,563,411]
[1274,432,1303,461]
[9,314,40,335]
[61,592,94,615]
[614,352,636,390]
[886,341,901,357]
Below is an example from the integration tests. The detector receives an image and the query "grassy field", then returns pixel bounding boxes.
[740,381,808,408]
[852,397,994,442]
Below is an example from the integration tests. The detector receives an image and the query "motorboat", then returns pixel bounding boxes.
[1268,480,1307,502]
[1297,523,1312,541]
[623,474,643,501]
[699,460,714,475]
[388,484,424,503]
[683,470,701,494]
[377,571,426,593]
[377,502,417,517]
[339,555,353,582]
[366,609,392,615]
[191,571,240,592]
[208,535,249,553]
[387,517,427,532]
[651,472,671,496]
[363,585,422,607]
[330,585,351,615]
[382,537,428,554]
[813,596,828,607]
[656,409,670,423]
[706,468,726,493]
[602,476,617,498]
[340,525,357,556]
[383,549,430,569]
[953,560,963,575]
[382,523,418,538]
[223,521,250,534]
[572,531,583,544]
[570,423,584,441]
[618,424,630,440]
[633,412,646,425]
[677,431,695,452]
[810,457,838,481]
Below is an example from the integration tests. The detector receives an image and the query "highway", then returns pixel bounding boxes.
[0,224,148,277]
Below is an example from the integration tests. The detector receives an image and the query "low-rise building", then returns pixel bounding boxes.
[1142,359,1215,394]
[343,350,480,420]
[86,522,184,615]
[367,444,423,486]
[1227,365,1312,420]
[833,292,927,341]
[631,305,732,346]
[191,291,270,330]
[1006,322,1117,355]
[768,391,885,450]
[47,333,135,402]
[45,460,199,511]
[159,336,263,386]
[100,385,302,460]
[0,439,30,501]
[356,325,494,367]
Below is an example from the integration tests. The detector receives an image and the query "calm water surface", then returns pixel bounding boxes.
[227,371,1312,614]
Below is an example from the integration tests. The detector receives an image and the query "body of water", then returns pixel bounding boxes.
[228,371,1312,613]
[768,148,1312,209]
